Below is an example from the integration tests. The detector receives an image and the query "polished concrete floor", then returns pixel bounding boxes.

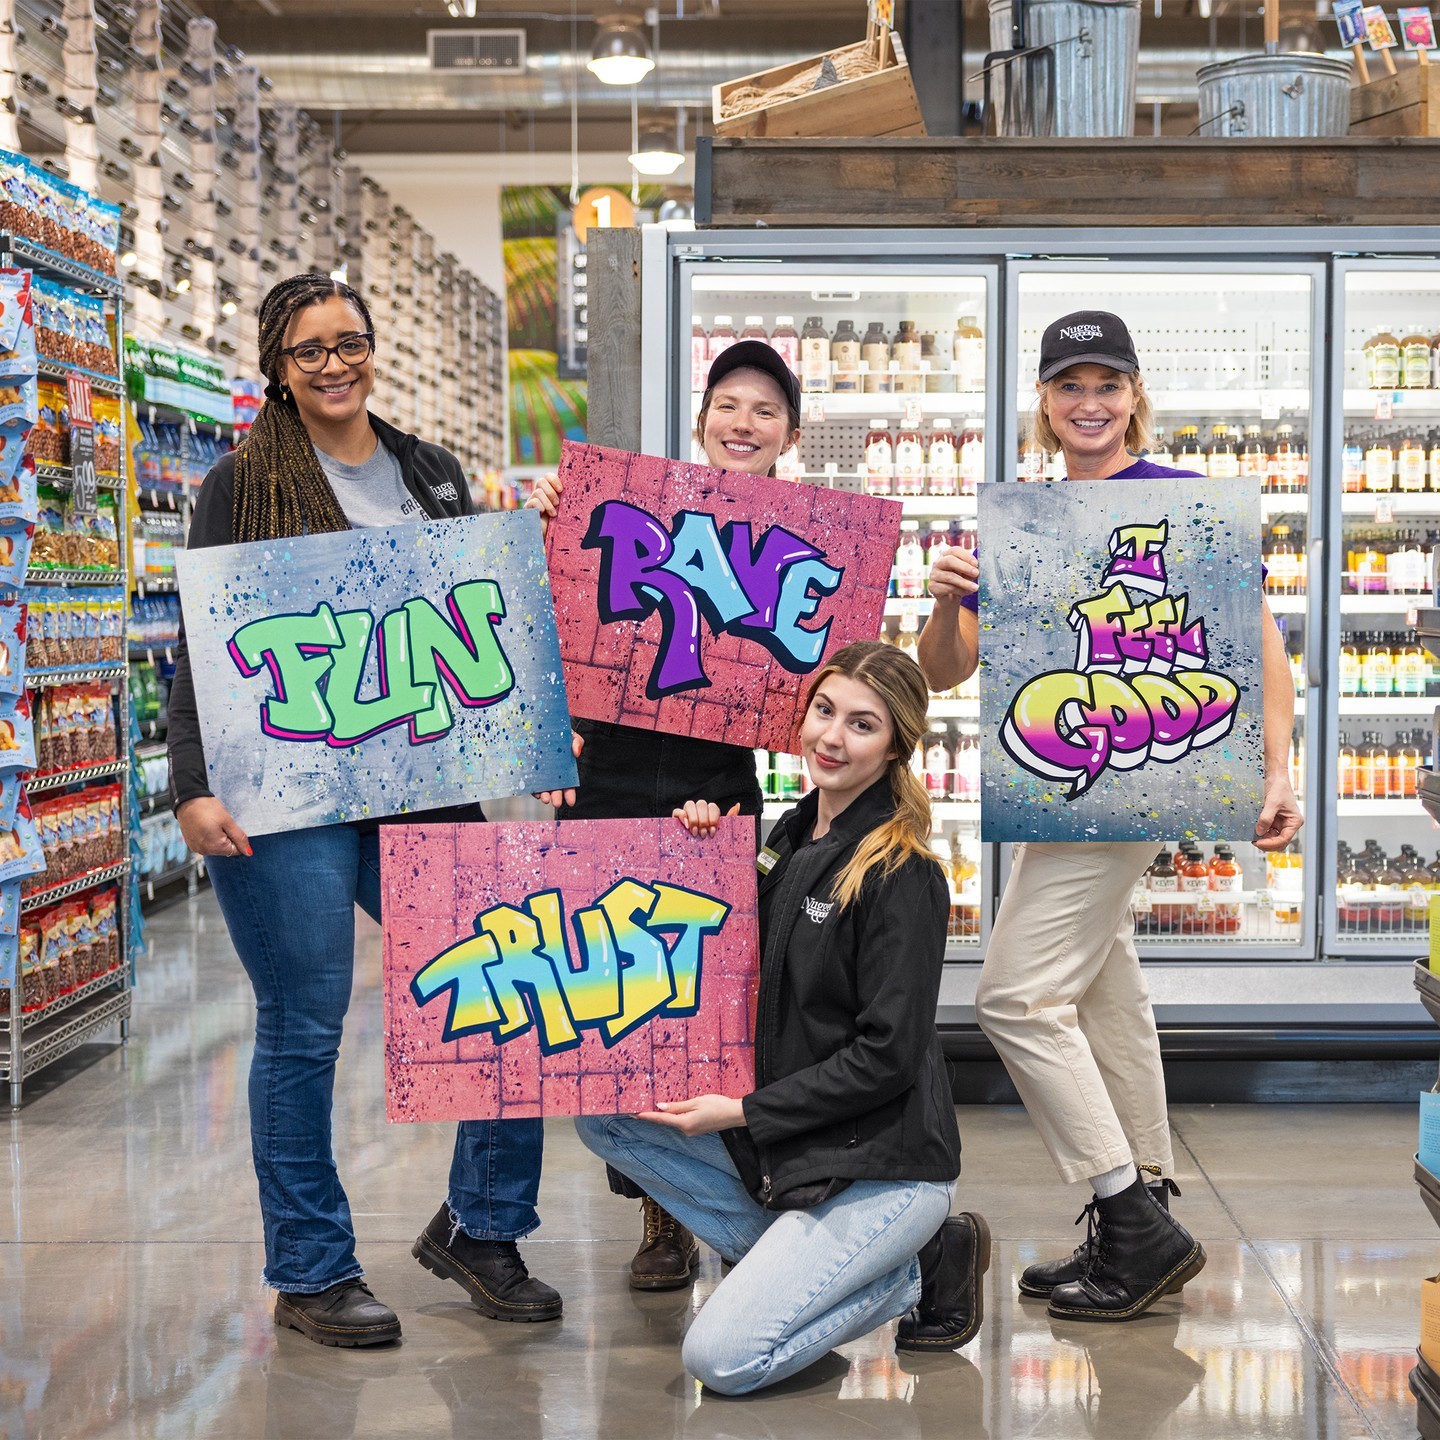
[1,891,1433,1440]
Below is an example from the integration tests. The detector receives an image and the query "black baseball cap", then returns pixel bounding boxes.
[1038,311,1139,383]
[705,339,801,412]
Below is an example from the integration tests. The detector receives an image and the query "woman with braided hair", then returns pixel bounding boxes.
[168,274,573,1348]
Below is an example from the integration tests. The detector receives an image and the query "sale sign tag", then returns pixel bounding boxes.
[64,373,96,519]
[382,816,759,1122]
[176,511,577,836]
[978,477,1264,843]
[547,441,900,753]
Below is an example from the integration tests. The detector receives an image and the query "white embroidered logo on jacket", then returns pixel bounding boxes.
[431,481,459,501]
[803,896,834,924]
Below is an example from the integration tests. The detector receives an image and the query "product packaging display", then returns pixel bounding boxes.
[30,485,120,571]
[0,592,26,696]
[34,685,118,774]
[5,886,122,1014]
[32,279,116,378]
[0,792,46,885]
[0,150,120,276]
[24,588,124,668]
[29,782,123,891]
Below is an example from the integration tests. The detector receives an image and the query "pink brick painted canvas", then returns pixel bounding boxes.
[547,440,901,754]
[382,817,760,1123]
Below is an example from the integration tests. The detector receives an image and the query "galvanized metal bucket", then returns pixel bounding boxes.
[985,0,1142,136]
[1196,53,1353,137]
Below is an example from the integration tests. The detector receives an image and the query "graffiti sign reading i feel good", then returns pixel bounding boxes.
[979,478,1263,844]
[176,513,577,837]
[547,442,901,753]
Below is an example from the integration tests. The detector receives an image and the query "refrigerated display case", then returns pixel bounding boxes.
[639,224,1438,1035]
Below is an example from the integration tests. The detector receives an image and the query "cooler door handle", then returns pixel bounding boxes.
[1306,538,1324,691]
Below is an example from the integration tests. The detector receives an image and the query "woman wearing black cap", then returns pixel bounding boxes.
[527,339,804,1289]
[921,311,1302,1323]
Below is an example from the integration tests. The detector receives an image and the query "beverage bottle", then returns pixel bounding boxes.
[894,606,920,660]
[863,420,894,496]
[774,750,804,800]
[1210,844,1243,934]
[1337,847,1370,935]
[691,315,709,392]
[831,319,861,392]
[1429,429,1440,491]
[921,332,947,394]
[1019,434,1046,482]
[1363,636,1395,699]
[923,729,951,801]
[1264,522,1299,595]
[1342,431,1365,492]
[1207,423,1239,479]
[896,522,925,599]
[862,321,890,395]
[1397,634,1428,698]
[1400,431,1428,492]
[1364,730,1392,797]
[753,747,774,800]
[1373,850,1405,932]
[926,420,959,497]
[894,423,925,497]
[950,830,980,938]
[959,419,985,494]
[800,315,831,394]
[1400,844,1431,931]
[892,320,923,395]
[955,733,981,800]
[1366,326,1402,389]
[769,315,799,374]
[1365,431,1395,492]
[954,313,985,392]
[1403,329,1433,389]
[1338,732,1357,795]
[1176,425,1205,471]
[1148,850,1180,933]
[1294,429,1310,491]
[741,314,769,344]
[707,314,737,363]
[1179,843,1212,935]
[1356,530,1387,594]
[1149,429,1174,468]
[1268,842,1304,927]
[1290,722,1305,795]
[1239,425,1267,479]
[1274,424,1304,492]
[1395,730,1423,799]
[1353,726,1377,797]
[923,521,951,595]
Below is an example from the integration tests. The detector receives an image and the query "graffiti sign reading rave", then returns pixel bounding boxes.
[979,478,1263,843]
[382,817,759,1122]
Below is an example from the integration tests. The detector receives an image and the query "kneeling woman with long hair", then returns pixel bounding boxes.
[576,642,988,1395]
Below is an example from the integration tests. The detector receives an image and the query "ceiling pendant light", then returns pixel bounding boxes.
[587,14,653,85]
[629,111,685,175]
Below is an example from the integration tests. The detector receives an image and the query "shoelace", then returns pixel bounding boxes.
[1074,1198,1106,1277]
[643,1199,677,1244]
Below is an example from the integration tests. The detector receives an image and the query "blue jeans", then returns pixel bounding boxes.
[576,1113,954,1395]
[209,823,543,1293]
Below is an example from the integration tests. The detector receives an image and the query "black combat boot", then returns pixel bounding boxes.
[1047,1175,1205,1323]
[274,1279,402,1347]
[895,1212,992,1351]
[629,1195,700,1291]
[413,1204,563,1321]
[1019,1178,1184,1300]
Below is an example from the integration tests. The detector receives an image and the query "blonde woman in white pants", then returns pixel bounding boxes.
[919,311,1303,1323]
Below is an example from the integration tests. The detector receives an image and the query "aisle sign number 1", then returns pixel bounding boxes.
[572,187,635,245]
[65,373,97,520]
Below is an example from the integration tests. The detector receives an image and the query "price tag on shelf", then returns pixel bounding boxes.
[1376,392,1396,421]
[1260,393,1282,421]
[1375,499,1395,524]
[805,394,826,424]
[902,396,923,427]
[65,374,97,520]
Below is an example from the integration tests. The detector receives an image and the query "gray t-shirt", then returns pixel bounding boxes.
[315,441,423,528]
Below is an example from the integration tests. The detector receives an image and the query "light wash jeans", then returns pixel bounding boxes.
[576,1113,954,1395]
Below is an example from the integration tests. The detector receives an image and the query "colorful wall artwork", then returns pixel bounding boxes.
[382,816,759,1123]
[176,511,577,836]
[978,477,1264,842]
[547,440,901,753]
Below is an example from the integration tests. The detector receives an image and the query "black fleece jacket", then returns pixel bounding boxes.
[167,414,481,821]
[722,777,961,1206]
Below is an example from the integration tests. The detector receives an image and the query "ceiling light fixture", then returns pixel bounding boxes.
[587,14,653,85]
[629,125,684,176]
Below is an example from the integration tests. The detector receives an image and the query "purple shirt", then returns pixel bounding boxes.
[958,460,1206,613]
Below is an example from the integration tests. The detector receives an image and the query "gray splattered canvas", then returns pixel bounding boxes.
[177,511,577,837]
[978,478,1264,843]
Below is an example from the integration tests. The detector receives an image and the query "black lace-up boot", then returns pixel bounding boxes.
[895,1212,992,1351]
[629,1195,700,1291]
[274,1279,401,1347]
[412,1204,562,1321]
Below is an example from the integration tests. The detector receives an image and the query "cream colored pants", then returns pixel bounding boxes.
[975,841,1175,1187]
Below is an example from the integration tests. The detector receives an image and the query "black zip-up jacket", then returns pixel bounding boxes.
[722,777,962,1206]
[167,414,483,825]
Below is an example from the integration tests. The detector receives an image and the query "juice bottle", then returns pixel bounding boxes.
[863,420,893,496]
[1399,845,1431,931]
[1019,434,1046,482]
[894,605,920,660]
[1397,636,1428,696]
[1148,850,1180,934]
[1268,842,1304,927]
[894,423,925,496]
[769,315,799,374]
[1274,425,1304,492]
[1337,732,1357,796]
[1362,637,1395,699]
[1149,429,1174,468]
[959,419,985,495]
[1394,730,1423,799]
[1403,330,1433,388]
[1209,844,1243,934]
[691,315,708,393]
[831,319,861,392]
[741,314,769,344]
[1264,522,1299,595]
[1372,850,1405,932]
[1207,423,1239,479]
[923,521,951,594]
[1179,843,1212,935]
[923,729,951,801]
[862,322,890,395]
[1239,424,1267,479]
[800,315,830,394]
[954,313,985,392]
[1393,530,1427,594]
[1353,727,1376,797]
[926,420,959,497]
[707,314,737,363]
[1336,848,1370,935]
[1175,425,1205,471]
[896,522,925,599]
[1365,431,1395,492]
[1429,429,1440,491]
[892,320,923,395]
[1400,431,1428,492]
[1342,431,1365,493]
[1366,326,1402,389]
[921,332,947,394]
[953,733,981,800]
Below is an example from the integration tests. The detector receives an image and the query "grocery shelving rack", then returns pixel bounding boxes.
[0,236,133,1108]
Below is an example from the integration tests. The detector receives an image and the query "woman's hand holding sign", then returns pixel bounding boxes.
[673,800,741,838]
[926,544,979,604]
[638,1094,748,1135]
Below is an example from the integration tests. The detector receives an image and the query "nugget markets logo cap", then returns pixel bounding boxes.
[1038,310,1140,383]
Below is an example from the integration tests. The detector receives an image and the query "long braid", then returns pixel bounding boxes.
[232,273,376,542]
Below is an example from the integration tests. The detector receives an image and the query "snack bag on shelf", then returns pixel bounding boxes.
[92,887,118,971]
[0,520,34,585]
[0,378,39,427]
[0,876,19,935]
[88,495,119,569]
[92,394,120,474]
[0,451,38,521]
[86,195,121,278]
[75,291,114,376]
[0,316,35,379]
[30,381,67,465]
[0,692,37,769]
[0,592,25,695]
[0,154,37,246]
[0,771,21,832]
[2,792,47,886]
[29,484,66,569]
[0,268,34,355]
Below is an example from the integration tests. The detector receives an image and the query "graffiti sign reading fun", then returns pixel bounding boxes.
[978,477,1263,844]
[546,442,900,753]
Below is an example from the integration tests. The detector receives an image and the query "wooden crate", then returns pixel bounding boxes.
[1351,61,1440,136]
[713,30,927,141]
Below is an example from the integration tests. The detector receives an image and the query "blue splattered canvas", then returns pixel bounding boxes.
[978,478,1264,843]
[176,511,577,837]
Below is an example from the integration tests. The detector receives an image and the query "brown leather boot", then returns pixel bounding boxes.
[629,1195,699,1291]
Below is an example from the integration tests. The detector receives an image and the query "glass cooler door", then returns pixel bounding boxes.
[1328,261,1440,955]
[1006,262,1325,960]
[674,258,1001,958]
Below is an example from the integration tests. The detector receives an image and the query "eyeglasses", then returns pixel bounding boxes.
[280,333,375,372]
